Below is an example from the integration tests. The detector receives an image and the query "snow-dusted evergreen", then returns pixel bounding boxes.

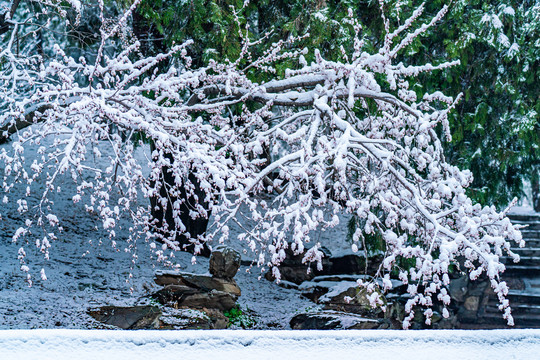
[0,0,524,327]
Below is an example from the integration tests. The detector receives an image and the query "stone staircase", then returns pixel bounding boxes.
[479,288,540,328]
[479,213,540,328]
[503,215,540,277]
[503,214,540,276]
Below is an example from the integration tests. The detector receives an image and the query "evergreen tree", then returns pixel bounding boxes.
[409,0,539,208]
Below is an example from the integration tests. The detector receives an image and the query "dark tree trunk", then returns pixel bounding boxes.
[149,143,211,257]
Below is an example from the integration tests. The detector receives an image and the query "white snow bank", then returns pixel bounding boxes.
[1,329,540,360]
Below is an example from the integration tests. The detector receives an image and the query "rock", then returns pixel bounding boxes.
[90,291,233,329]
[154,271,241,297]
[290,311,381,330]
[386,300,406,323]
[432,315,458,329]
[88,305,161,329]
[298,277,387,317]
[328,254,382,276]
[275,280,300,290]
[298,277,359,302]
[265,264,317,285]
[159,307,228,329]
[466,279,489,296]
[412,308,425,327]
[457,308,478,323]
[153,285,237,312]
[264,246,333,284]
[322,285,387,317]
[209,245,241,279]
[431,310,443,324]
[299,274,377,298]
[309,274,368,282]
[204,308,230,329]
[265,246,385,285]
[448,275,468,302]
[300,284,331,302]
[463,296,480,311]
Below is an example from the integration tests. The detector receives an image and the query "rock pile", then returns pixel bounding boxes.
[88,245,243,329]
[290,271,524,330]
[290,310,381,330]
[289,273,461,330]
[290,275,403,330]
[209,245,242,279]
[274,244,459,330]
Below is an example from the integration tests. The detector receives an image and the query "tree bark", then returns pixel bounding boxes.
[149,142,211,256]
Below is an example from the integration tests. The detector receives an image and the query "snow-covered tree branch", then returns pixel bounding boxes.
[0,0,524,328]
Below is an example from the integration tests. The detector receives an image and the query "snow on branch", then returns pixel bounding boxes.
[0,1,524,328]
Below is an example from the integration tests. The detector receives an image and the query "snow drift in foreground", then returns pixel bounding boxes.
[2,329,540,360]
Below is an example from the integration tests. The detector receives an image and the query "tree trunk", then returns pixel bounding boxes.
[150,143,211,257]
[130,10,210,256]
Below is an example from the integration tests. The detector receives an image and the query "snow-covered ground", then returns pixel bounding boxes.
[2,127,539,331]
[2,329,540,360]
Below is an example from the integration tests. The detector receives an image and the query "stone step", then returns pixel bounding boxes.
[509,247,540,257]
[483,296,540,323]
[503,265,540,276]
[476,312,540,328]
[520,229,540,239]
[512,222,540,231]
[506,254,540,261]
[517,241,540,249]
[503,256,540,267]
[485,303,540,316]
[513,240,540,250]
[506,291,540,305]
[508,214,540,223]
